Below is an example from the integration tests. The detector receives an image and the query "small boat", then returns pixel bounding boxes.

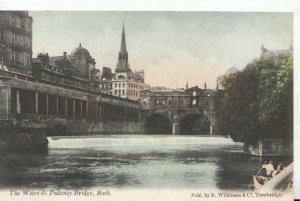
[252,175,264,190]
[252,162,293,191]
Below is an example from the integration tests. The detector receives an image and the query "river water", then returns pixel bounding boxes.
[0,135,287,190]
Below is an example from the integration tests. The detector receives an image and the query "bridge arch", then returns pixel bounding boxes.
[178,113,210,135]
[144,113,172,134]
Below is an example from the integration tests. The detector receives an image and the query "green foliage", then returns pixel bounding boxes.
[215,54,293,144]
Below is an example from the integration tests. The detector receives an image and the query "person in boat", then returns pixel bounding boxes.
[255,161,275,185]
[262,161,275,177]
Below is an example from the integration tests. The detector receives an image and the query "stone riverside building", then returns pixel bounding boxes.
[0,11,33,70]
[0,11,142,149]
[32,43,99,90]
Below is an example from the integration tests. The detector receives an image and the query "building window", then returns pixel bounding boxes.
[12,51,16,61]
[119,83,121,88]
[114,90,117,95]
[192,99,196,105]
[193,91,196,96]
[21,21,25,30]
[123,83,125,88]
[115,83,117,88]
[122,90,125,95]
[169,100,171,105]
[50,75,54,81]
[11,19,15,26]
[0,31,3,41]
[16,51,20,62]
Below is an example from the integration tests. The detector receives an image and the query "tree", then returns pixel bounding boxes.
[215,53,293,145]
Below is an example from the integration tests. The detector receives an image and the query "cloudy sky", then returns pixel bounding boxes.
[30,11,292,89]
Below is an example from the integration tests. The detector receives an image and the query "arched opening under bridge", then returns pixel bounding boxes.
[179,113,210,135]
[144,113,172,134]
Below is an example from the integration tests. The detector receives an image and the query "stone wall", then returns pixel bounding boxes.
[244,138,293,156]
[2,115,144,136]
[87,121,144,134]
[65,119,143,134]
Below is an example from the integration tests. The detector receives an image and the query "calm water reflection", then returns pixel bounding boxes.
[0,135,289,189]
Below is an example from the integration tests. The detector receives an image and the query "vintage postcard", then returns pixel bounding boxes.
[0,1,297,201]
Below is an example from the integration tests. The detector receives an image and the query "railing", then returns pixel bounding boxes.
[0,68,139,107]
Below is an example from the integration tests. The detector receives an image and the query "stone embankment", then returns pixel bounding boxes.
[0,129,48,151]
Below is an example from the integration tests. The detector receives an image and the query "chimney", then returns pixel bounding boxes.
[63,52,67,59]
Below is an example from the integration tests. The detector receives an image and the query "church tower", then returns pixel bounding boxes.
[116,22,131,72]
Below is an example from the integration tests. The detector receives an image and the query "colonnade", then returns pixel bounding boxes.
[11,88,139,121]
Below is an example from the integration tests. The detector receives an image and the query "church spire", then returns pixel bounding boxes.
[120,21,127,53]
[116,21,130,72]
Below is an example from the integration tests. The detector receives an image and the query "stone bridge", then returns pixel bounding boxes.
[139,88,217,135]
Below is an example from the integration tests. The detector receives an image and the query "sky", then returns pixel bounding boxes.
[29,11,293,89]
